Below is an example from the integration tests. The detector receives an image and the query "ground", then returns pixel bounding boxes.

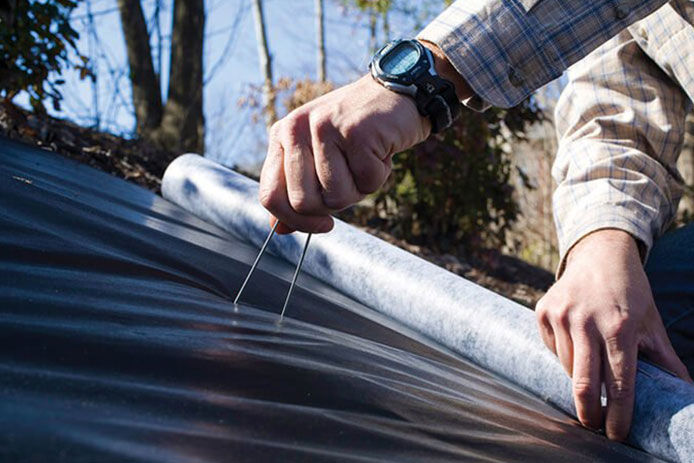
[0,102,553,307]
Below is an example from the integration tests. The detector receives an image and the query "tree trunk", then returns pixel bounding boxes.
[157,0,205,154]
[117,0,162,136]
[251,0,276,130]
[315,0,326,82]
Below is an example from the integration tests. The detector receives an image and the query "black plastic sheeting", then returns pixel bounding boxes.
[0,139,658,462]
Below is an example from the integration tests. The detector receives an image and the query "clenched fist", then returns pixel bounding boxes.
[258,75,430,234]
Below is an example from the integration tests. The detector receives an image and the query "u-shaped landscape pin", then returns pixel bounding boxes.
[233,220,312,321]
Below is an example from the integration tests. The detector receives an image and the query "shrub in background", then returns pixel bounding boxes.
[0,0,87,112]
[280,78,542,256]
[367,102,543,255]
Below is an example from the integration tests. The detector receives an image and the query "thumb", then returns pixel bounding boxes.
[642,331,692,383]
[269,215,332,235]
[269,216,296,235]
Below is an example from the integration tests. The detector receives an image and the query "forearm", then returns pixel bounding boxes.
[417,0,670,109]
[552,30,687,276]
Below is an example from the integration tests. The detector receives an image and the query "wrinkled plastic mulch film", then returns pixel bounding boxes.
[0,139,653,462]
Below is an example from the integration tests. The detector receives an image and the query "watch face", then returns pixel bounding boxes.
[381,41,420,76]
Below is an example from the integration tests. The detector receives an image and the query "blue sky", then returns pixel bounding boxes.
[27,0,438,169]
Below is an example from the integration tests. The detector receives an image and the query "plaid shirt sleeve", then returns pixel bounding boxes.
[417,0,669,109]
[552,29,689,276]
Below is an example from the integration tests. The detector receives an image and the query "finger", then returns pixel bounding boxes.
[641,322,693,383]
[571,332,603,430]
[269,216,296,235]
[282,121,330,216]
[535,298,556,354]
[311,122,363,210]
[547,306,573,376]
[259,133,333,234]
[603,334,637,441]
[553,322,574,377]
[344,147,389,195]
[538,316,557,355]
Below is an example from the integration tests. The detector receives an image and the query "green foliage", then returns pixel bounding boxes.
[351,0,392,13]
[0,0,86,113]
[370,102,543,254]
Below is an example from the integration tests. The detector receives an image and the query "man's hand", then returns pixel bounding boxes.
[258,41,472,234]
[535,229,692,441]
[258,75,430,234]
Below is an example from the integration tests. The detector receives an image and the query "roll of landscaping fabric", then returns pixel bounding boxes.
[162,154,694,463]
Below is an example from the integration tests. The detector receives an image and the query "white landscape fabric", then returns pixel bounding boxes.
[162,154,694,463]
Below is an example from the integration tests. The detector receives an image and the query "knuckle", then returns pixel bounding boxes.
[607,380,633,401]
[269,121,282,138]
[342,122,361,141]
[310,112,333,138]
[604,325,629,351]
[281,113,305,141]
[533,292,572,328]
[258,186,280,211]
[535,296,552,322]
[571,313,592,332]
[553,305,571,327]
[287,191,314,214]
[573,379,598,402]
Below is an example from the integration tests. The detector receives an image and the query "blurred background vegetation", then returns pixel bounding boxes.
[0,0,91,112]
[1,0,693,303]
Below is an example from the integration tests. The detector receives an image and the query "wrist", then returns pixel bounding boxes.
[566,229,641,270]
[418,39,473,102]
[358,74,431,143]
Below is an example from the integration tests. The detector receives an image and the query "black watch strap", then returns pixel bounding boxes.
[413,74,462,133]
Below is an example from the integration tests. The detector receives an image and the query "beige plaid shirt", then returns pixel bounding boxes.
[420,0,694,272]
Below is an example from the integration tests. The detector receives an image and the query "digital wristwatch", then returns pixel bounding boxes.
[369,39,462,133]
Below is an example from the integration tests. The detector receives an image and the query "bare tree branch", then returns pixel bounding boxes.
[315,0,326,82]
[251,0,276,130]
